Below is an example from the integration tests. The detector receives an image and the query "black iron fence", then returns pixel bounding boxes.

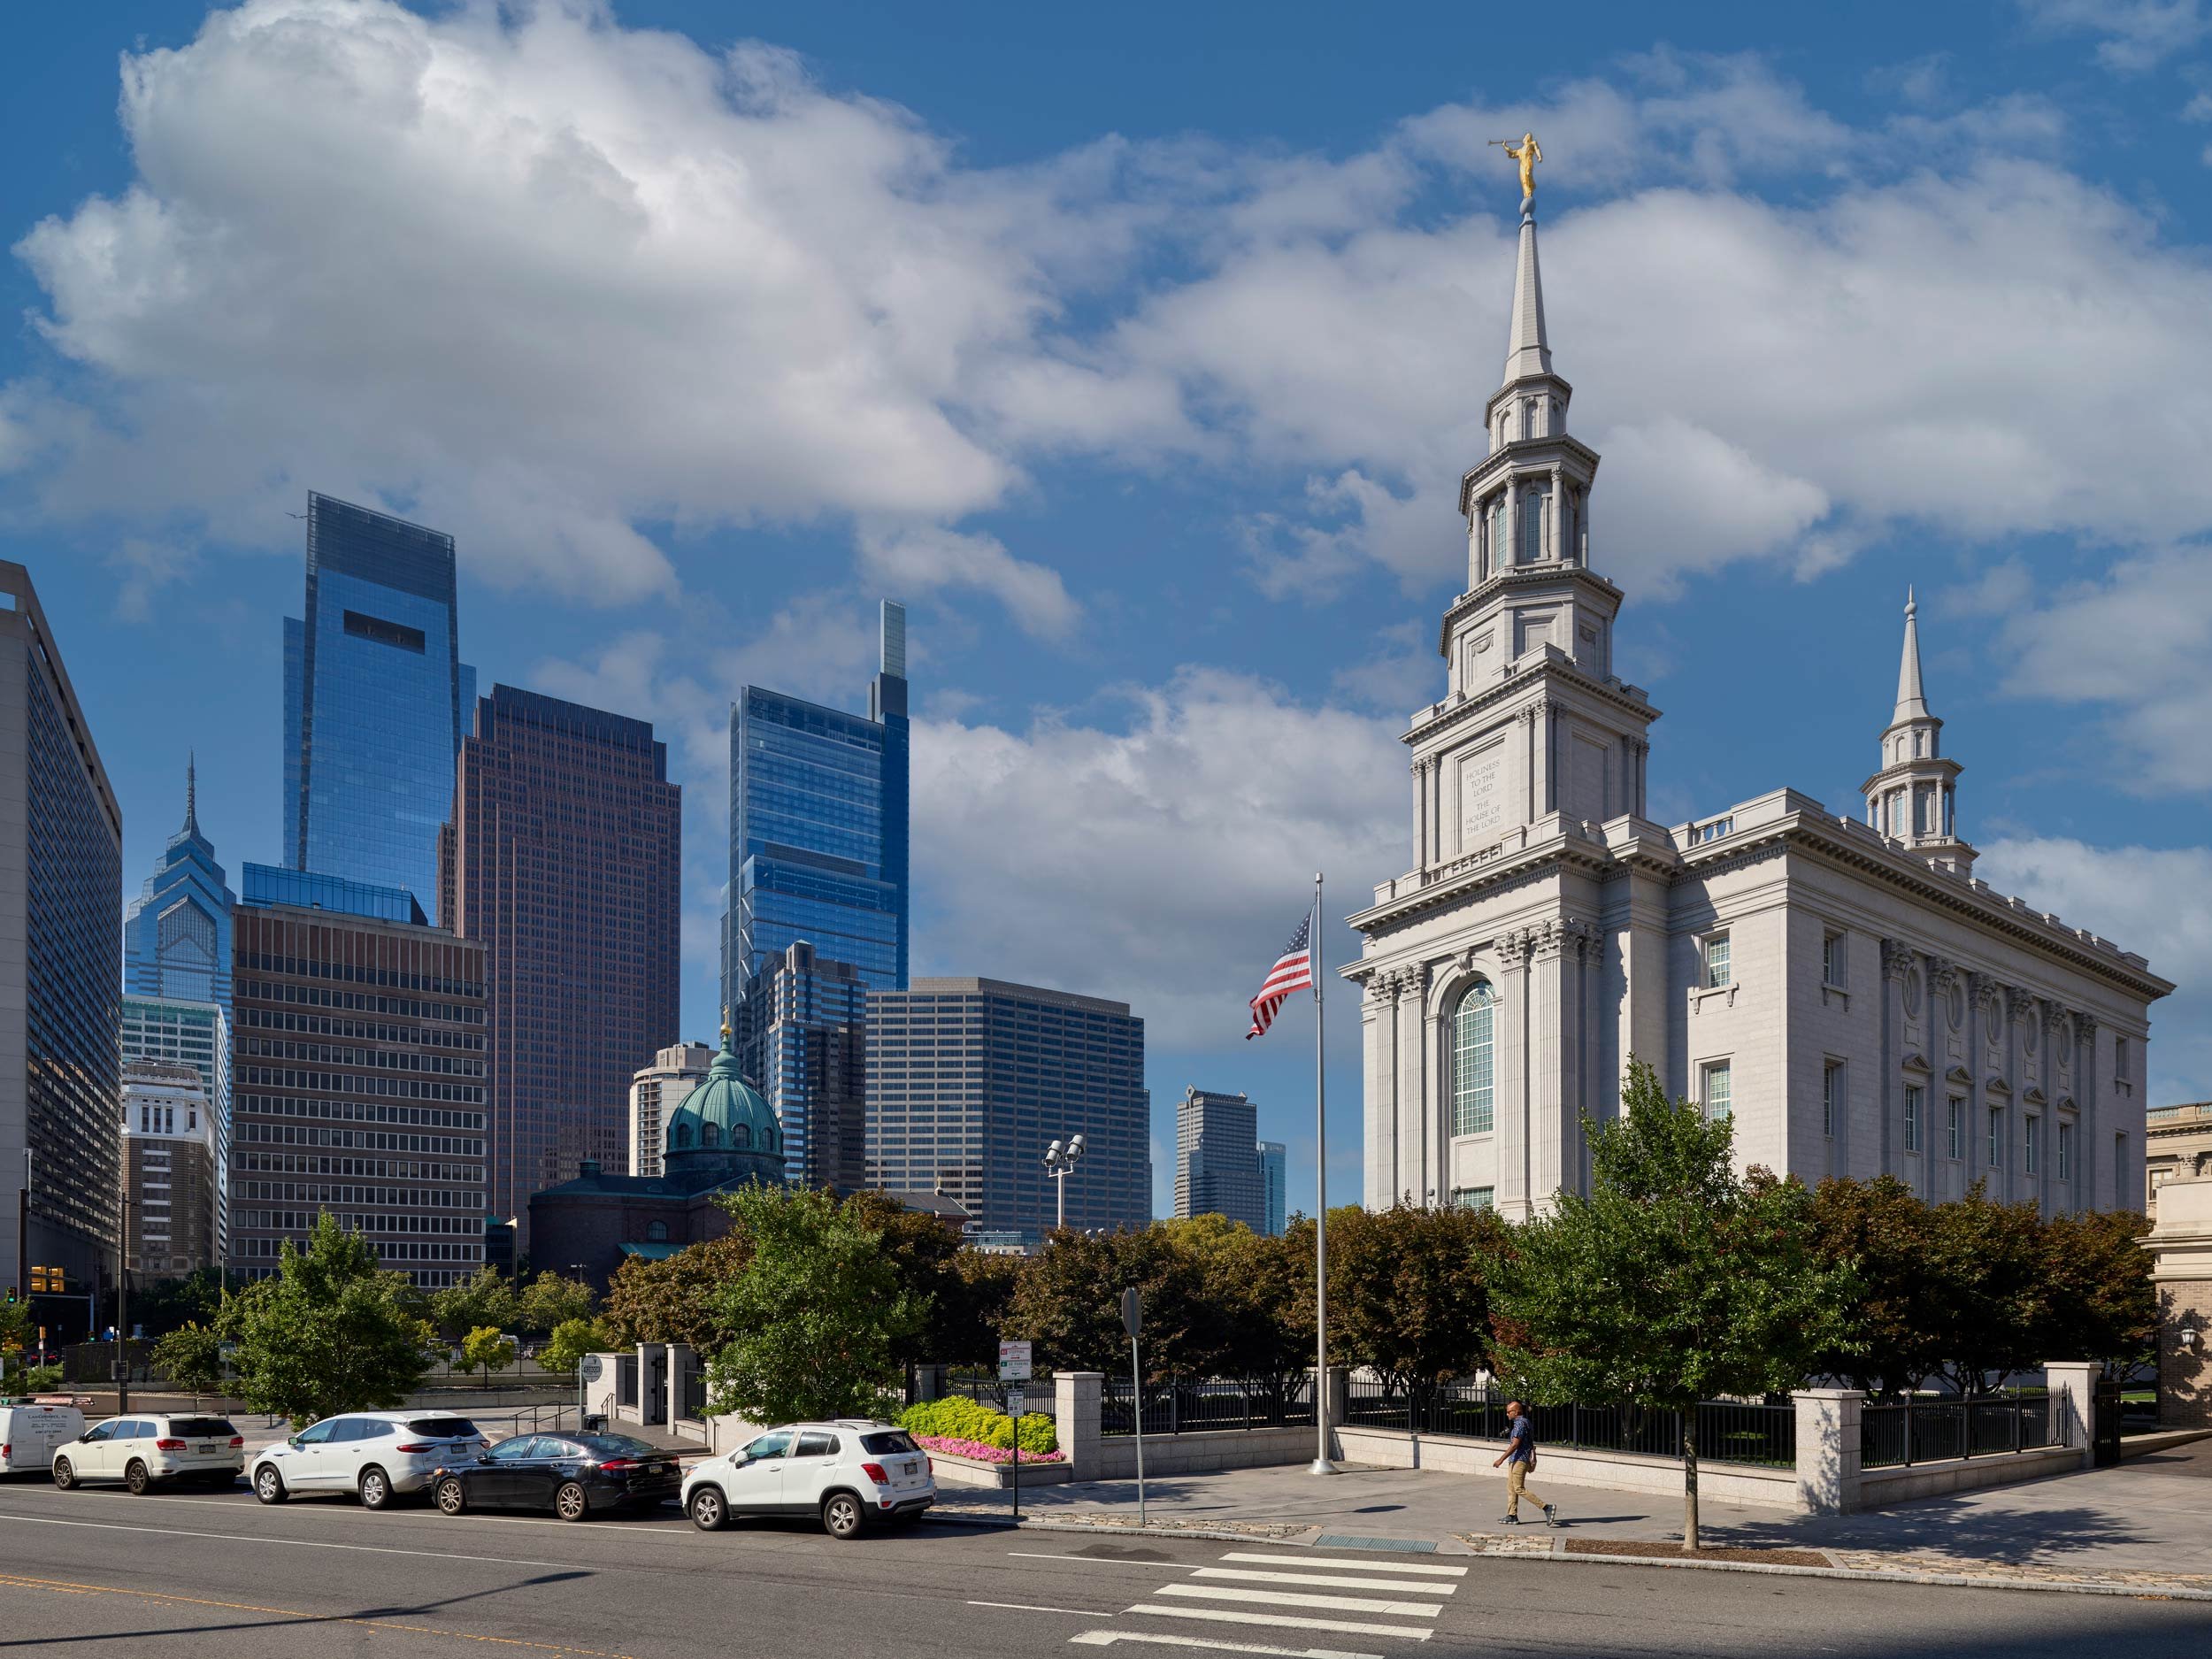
[1859,1391,2066,1470]
[944,1369,1057,1417]
[1101,1374,1317,1437]
[678,1361,708,1423]
[1343,1379,1796,1469]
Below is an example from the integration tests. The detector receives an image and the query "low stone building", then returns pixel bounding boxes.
[2148,1102,2212,1215]
[2148,1177,2212,1428]
[529,1029,786,1291]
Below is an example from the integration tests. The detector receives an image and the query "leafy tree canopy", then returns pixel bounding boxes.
[516,1272,595,1338]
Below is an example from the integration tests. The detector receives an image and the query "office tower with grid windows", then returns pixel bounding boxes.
[121,1059,219,1279]
[0,563,124,1302]
[866,978,1148,1237]
[440,687,681,1238]
[742,941,869,1191]
[120,996,233,1258]
[1259,1141,1287,1237]
[1172,1088,1265,1231]
[282,492,475,912]
[229,864,488,1288]
[629,1042,717,1179]
[721,601,908,1016]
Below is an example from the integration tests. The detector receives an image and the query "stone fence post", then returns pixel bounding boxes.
[1791,1387,1862,1514]
[2044,1361,2099,1470]
[1056,1371,1103,1481]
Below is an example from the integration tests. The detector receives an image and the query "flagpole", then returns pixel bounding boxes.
[1310,870,1334,1475]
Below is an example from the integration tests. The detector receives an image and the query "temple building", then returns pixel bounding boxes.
[1345,188,2171,1220]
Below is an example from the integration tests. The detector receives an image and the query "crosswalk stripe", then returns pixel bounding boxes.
[1216,1553,1465,1579]
[1124,1604,1432,1641]
[1068,1631,1384,1659]
[1151,1586,1440,1618]
[1190,1569,1453,1596]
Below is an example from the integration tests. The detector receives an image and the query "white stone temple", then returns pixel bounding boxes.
[1344,196,2171,1220]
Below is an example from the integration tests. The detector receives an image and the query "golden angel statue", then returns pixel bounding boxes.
[1491,132,1542,204]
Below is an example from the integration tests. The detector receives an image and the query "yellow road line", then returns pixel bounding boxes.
[0,1571,637,1657]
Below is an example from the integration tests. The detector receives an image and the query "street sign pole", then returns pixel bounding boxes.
[1122,1287,1146,1525]
[998,1339,1033,1525]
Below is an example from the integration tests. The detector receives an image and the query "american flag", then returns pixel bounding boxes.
[1246,910,1316,1040]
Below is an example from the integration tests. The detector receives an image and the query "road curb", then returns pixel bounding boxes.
[928,1510,2212,1601]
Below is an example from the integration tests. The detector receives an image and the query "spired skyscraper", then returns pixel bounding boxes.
[721,600,910,1017]
[123,757,238,1258]
[283,493,475,912]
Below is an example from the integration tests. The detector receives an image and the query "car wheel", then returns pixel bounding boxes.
[51,1457,76,1491]
[821,1492,864,1540]
[687,1486,726,1532]
[358,1466,395,1511]
[124,1461,152,1496]
[434,1477,467,1516]
[554,1481,590,1524]
[254,1465,288,1505]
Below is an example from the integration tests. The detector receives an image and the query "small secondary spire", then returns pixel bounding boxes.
[1894,588,1931,724]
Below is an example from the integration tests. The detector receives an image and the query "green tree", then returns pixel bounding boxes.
[841,1189,972,1365]
[429,1265,519,1347]
[516,1272,595,1338]
[2037,1207,2155,1370]
[1330,1202,1510,1404]
[1926,1186,2050,1394]
[217,1214,435,1427]
[540,1317,615,1377]
[461,1325,517,1390]
[936,1249,1024,1368]
[1004,1226,1214,1377]
[603,1231,754,1349]
[129,1270,226,1340]
[152,1322,227,1400]
[703,1185,922,1423]
[1490,1063,1861,1551]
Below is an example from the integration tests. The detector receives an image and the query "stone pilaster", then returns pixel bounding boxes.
[1498,927,1535,1219]
[1879,940,1914,1187]
[1396,966,1432,1206]
[2077,1011,2101,1209]
[1359,972,1394,1210]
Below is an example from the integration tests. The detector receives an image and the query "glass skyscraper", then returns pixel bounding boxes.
[741,941,869,1191]
[126,757,235,1007]
[721,601,909,1017]
[2,562,123,1310]
[1260,1141,1287,1238]
[1174,1088,1265,1232]
[283,492,474,912]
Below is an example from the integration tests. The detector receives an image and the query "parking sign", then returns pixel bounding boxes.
[997,1340,1033,1383]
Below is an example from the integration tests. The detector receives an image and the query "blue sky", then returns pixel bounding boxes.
[5,1,2211,1219]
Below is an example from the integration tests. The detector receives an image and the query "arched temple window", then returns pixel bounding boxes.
[1452,982,1497,1136]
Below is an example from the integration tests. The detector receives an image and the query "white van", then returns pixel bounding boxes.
[0,1402,88,1475]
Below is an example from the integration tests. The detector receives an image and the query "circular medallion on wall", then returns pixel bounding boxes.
[2024,1015,2039,1056]
[1904,967,1924,1017]
[2057,1021,2072,1062]
[1947,981,1966,1031]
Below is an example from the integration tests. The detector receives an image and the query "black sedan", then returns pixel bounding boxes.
[432,1433,681,1523]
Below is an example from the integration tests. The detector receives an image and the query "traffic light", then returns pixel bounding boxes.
[4,1285,15,1304]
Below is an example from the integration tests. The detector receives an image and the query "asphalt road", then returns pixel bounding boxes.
[0,1475,2206,1658]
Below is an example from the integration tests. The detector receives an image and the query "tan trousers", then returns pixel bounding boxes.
[1505,1460,1543,1517]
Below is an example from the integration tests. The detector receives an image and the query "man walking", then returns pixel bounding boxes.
[1492,1400,1558,1527]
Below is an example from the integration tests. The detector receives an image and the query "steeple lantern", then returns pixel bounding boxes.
[1861,589,1973,873]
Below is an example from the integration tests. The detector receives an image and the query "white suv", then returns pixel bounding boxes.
[51,1415,244,1494]
[250,1412,489,1509]
[682,1421,934,1540]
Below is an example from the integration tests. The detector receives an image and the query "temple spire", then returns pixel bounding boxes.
[1893,588,1931,723]
[1502,206,1554,387]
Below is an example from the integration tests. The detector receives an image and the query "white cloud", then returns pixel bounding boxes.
[2016,0,2210,72]
[856,525,1079,639]
[1978,835,2212,1102]
[912,669,1403,1049]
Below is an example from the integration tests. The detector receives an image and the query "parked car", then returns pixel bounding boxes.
[0,1402,86,1477]
[250,1412,489,1509]
[51,1414,243,1494]
[432,1432,681,1523]
[680,1421,933,1540]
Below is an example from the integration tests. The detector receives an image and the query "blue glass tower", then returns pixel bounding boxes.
[125,756,235,1008]
[721,601,909,1015]
[283,493,474,913]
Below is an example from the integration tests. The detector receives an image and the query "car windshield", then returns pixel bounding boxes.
[575,1434,657,1459]
[168,1418,236,1439]
[405,1418,481,1440]
[859,1432,918,1455]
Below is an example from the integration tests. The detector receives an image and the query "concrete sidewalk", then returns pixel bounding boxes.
[932,1435,2212,1597]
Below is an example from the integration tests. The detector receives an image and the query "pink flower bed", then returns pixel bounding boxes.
[914,1433,1066,1465]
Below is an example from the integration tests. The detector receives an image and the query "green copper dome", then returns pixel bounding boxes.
[665,1032,783,1159]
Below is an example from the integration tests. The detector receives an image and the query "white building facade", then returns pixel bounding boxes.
[628,1041,716,1179]
[1346,199,2171,1219]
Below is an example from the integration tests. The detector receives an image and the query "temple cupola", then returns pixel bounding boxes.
[1861,588,1973,874]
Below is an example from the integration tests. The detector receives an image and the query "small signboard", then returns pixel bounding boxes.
[997,1340,1033,1383]
[1006,1387,1026,1418]
[579,1355,603,1382]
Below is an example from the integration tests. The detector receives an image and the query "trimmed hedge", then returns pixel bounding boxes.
[899,1395,1057,1455]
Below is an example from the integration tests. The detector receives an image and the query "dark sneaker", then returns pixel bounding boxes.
[1498,1514,1519,1525]
[1543,1504,1559,1528]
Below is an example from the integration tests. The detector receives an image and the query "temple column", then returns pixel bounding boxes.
[1395,969,1430,1208]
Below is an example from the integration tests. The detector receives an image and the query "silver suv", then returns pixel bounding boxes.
[681,1421,934,1539]
[250,1412,489,1509]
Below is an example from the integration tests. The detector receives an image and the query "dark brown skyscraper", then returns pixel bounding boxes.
[442,687,680,1240]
